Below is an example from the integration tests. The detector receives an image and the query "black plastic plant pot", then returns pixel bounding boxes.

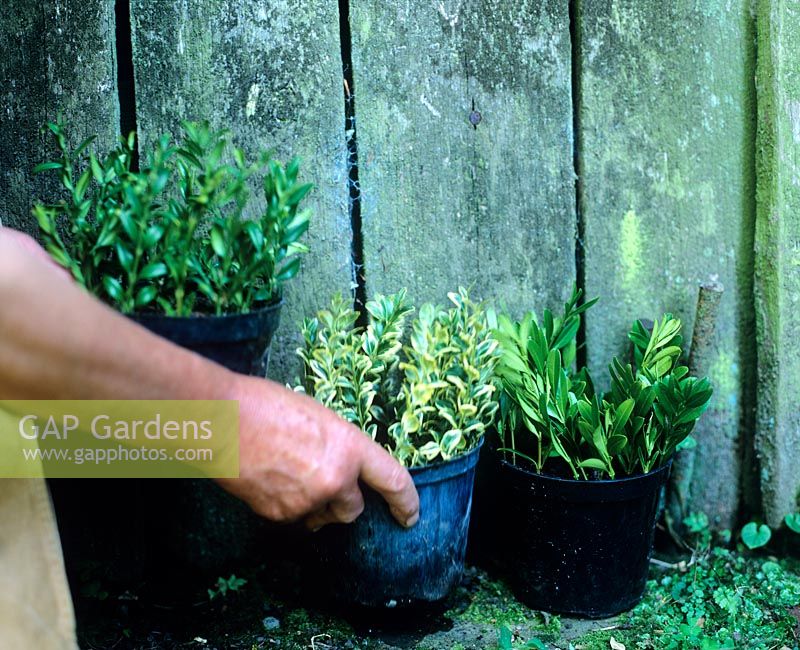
[315,441,483,608]
[52,302,284,585]
[130,299,283,376]
[496,458,672,618]
[123,300,282,573]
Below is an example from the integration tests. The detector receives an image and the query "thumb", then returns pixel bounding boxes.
[358,437,420,528]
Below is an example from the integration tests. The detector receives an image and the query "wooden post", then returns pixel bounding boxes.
[127,0,353,570]
[129,0,352,382]
[668,280,724,534]
[0,0,119,234]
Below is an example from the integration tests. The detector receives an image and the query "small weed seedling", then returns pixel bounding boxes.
[208,574,247,601]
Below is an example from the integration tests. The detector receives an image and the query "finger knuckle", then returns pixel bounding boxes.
[318,471,345,501]
[385,464,411,495]
[253,501,295,524]
[333,503,364,524]
[338,502,364,524]
[252,502,279,520]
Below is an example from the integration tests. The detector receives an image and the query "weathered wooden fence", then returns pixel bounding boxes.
[1,0,798,528]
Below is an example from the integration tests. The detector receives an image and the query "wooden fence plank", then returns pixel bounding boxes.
[579,1,756,528]
[350,0,576,313]
[754,0,800,526]
[129,0,351,382]
[0,0,119,233]
[128,0,351,570]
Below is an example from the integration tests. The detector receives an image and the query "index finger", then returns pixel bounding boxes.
[358,438,420,528]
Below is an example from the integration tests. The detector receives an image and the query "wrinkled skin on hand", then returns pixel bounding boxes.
[218,376,420,530]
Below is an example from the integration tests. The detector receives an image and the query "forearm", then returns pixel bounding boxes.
[0,231,420,528]
[0,235,237,401]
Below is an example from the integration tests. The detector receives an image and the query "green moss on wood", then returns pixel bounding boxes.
[754,0,800,526]
[0,0,119,234]
[579,0,756,528]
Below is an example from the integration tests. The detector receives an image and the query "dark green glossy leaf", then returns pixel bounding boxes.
[245,221,264,250]
[45,244,71,268]
[115,242,134,273]
[102,275,123,301]
[139,262,167,280]
[134,285,158,308]
[275,257,301,282]
[118,210,138,241]
[33,161,63,174]
[74,135,97,158]
[210,226,227,257]
[34,206,53,234]
[75,170,91,202]
[142,224,165,249]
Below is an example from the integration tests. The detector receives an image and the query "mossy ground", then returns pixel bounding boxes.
[75,547,800,650]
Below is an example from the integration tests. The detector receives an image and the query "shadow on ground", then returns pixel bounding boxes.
[74,562,617,650]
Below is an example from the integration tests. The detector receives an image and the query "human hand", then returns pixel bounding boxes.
[0,227,72,281]
[216,375,420,530]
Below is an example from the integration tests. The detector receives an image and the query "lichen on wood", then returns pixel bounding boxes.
[350,0,576,315]
[0,0,119,234]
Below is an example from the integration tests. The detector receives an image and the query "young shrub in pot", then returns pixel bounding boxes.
[32,120,312,574]
[297,289,499,607]
[492,288,713,618]
[34,119,312,374]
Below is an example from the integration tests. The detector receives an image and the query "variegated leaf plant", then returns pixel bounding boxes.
[297,289,499,467]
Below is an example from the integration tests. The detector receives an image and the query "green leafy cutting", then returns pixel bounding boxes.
[33,119,311,316]
[494,287,713,478]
